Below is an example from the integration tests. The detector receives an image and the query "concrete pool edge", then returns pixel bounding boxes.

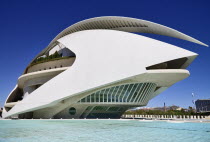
[1,118,210,123]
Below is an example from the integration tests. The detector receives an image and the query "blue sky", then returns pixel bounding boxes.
[0,0,209,108]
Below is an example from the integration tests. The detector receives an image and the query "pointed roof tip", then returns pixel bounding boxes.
[194,40,208,47]
[198,41,209,47]
[204,43,209,47]
[202,43,208,47]
[192,37,208,47]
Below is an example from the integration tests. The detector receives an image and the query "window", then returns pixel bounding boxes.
[69,107,76,115]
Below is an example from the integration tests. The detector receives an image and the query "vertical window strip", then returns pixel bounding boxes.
[125,84,135,102]
[146,84,156,102]
[94,93,96,103]
[114,86,122,103]
[102,89,107,103]
[127,84,137,102]
[112,86,119,103]
[142,83,154,103]
[129,84,140,102]
[99,90,103,103]
[133,84,144,102]
[122,84,132,102]
[106,88,112,103]
[118,85,126,102]
[141,83,153,103]
[139,83,150,103]
[143,84,156,103]
[138,83,150,103]
[87,95,91,102]
[120,85,128,102]
[139,83,152,103]
[142,84,153,103]
[103,89,106,103]
[104,88,109,103]
[113,86,120,102]
[100,90,105,102]
[110,86,117,103]
[110,86,116,103]
[96,91,101,103]
[102,88,106,103]
[134,83,146,103]
[107,88,112,102]
[136,83,148,103]
[85,95,87,103]
[110,87,116,102]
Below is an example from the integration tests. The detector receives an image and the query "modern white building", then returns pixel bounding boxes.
[2,16,207,119]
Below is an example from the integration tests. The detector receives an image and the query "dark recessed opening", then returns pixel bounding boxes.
[146,57,188,70]
[69,107,76,115]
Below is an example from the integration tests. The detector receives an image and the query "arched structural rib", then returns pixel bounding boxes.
[32,16,208,64]
[51,16,208,47]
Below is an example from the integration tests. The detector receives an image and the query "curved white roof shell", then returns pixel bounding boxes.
[34,16,208,63]
[31,16,208,66]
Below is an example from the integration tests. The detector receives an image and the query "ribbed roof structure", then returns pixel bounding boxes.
[35,16,207,62]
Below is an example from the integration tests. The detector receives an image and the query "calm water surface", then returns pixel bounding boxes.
[0,120,210,142]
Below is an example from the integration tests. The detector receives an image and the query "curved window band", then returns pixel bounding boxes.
[78,83,157,104]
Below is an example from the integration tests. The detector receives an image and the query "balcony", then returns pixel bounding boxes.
[25,57,75,74]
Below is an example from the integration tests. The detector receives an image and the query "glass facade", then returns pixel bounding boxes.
[78,83,157,104]
[80,106,128,119]
[195,100,210,113]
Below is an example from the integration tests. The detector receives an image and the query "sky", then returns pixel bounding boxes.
[0,0,209,108]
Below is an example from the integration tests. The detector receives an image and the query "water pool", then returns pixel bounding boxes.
[0,120,209,142]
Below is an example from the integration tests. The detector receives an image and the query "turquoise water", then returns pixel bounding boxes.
[0,120,210,142]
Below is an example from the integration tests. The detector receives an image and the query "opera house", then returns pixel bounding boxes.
[2,16,207,119]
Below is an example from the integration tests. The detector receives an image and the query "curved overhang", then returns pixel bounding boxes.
[4,85,19,104]
[18,67,68,88]
[35,16,208,60]
[3,69,189,118]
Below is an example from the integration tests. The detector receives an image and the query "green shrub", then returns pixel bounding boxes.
[31,52,69,66]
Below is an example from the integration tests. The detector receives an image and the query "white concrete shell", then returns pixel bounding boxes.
[32,16,207,66]
[2,16,207,119]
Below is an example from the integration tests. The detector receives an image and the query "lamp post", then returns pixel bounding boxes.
[192,93,196,111]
